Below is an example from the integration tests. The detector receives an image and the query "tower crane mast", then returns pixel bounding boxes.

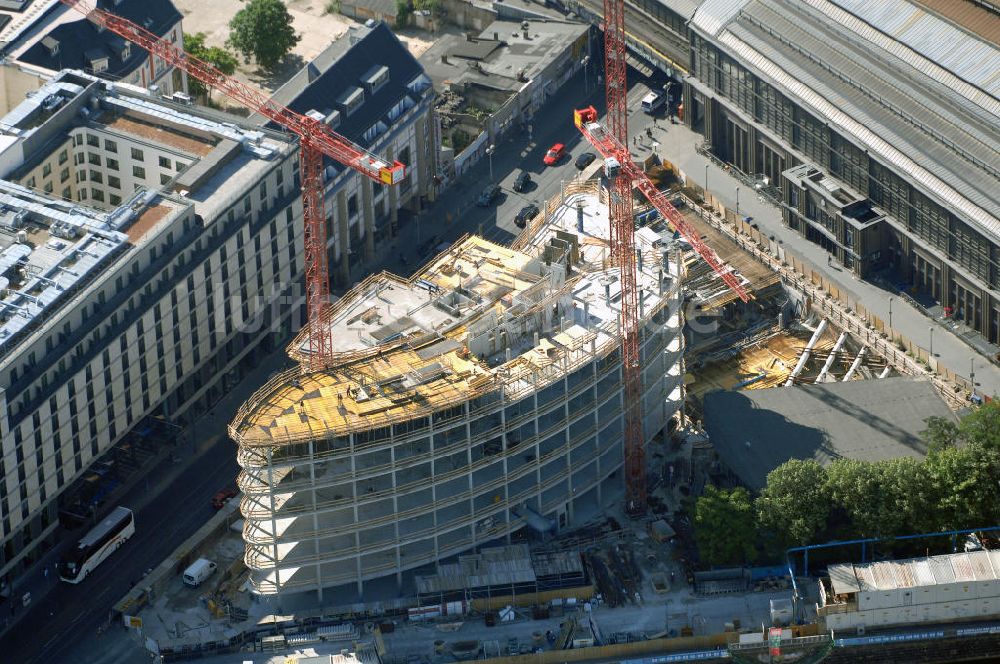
[580,1,751,515]
[59,0,406,371]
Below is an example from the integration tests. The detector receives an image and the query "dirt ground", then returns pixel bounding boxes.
[173,0,437,97]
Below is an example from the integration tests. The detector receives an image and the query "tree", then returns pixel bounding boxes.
[924,443,1000,531]
[227,0,300,69]
[694,485,757,566]
[922,401,1000,453]
[825,459,883,537]
[395,0,412,29]
[183,33,239,98]
[756,459,830,547]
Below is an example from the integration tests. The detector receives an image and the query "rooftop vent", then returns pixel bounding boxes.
[41,36,59,57]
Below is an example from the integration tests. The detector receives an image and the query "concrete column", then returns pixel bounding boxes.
[336,189,350,286]
[361,177,375,261]
[414,111,432,206]
[386,144,399,232]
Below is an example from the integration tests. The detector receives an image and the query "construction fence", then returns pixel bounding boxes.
[663,160,976,408]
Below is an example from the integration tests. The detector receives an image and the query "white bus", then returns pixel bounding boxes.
[58,506,135,583]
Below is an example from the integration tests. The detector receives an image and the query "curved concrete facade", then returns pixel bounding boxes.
[230,188,685,598]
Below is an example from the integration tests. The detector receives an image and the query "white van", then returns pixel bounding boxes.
[182,558,217,588]
[641,91,666,115]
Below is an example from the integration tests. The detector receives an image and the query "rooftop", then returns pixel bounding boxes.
[259,21,432,173]
[420,19,590,95]
[691,0,1000,237]
[702,376,955,490]
[4,0,182,78]
[828,549,1000,595]
[230,184,695,446]
[0,70,292,363]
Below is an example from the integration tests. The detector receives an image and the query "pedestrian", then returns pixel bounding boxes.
[646,127,652,139]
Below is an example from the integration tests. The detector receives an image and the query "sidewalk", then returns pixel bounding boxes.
[655,122,998,397]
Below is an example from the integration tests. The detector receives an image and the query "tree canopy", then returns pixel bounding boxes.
[694,485,757,566]
[183,33,238,98]
[742,403,1000,557]
[756,459,830,547]
[227,0,300,69]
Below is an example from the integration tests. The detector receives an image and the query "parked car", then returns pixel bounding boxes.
[514,203,540,228]
[211,486,237,509]
[513,171,532,192]
[476,183,501,207]
[543,143,565,166]
[575,151,597,170]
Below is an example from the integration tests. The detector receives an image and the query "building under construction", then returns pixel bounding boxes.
[229,183,687,598]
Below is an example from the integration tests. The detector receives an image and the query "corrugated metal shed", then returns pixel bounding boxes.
[716,30,1000,238]
[690,0,754,36]
[659,0,704,20]
[826,0,1000,99]
[967,551,995,580]
[829,564,860,595]
[910,559,936,587]
[928,556,956,584]
[829,550,1000,595]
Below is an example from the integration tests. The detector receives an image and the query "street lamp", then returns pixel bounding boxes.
[971,358,976,397]
[704,164,709,197]
[929,326,934,356]
[888,297,893,329]
[486,143,495,181]
[581,55,590,94]
[735,187,740,218]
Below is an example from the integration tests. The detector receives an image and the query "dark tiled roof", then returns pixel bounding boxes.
[267,23,425,165]
[17,0,182,79]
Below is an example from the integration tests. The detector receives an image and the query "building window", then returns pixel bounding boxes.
[60,168,70,183]
[88,153,101,166]
[62,187,71,199]
[89,170,103,184]
[160,173,171,185]
[91,188,104,202]
[58,150,68,165]
[26,177,35,188]
[43,181,53,193]
[133,165,146,179]
[42,163,51,177]
[158,156,171,169]
[87,135,99,147]
[175,160,184,171]
[110,194,121,206]
[105,139,118,153]
[131,147,144,161]
[108,175,121,189]
[107,158,119,171]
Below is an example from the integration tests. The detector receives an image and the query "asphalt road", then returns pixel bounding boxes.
[2,436,237,663]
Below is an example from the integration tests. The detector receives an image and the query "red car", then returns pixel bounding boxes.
[543,143,565,166]
[211,487,238,509]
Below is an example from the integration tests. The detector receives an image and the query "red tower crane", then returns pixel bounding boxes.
[578,5,751,515]
[60,0,406,372]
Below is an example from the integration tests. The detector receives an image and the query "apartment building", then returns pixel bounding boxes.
[0,69,302,581]
[683,0,1000,341]
[0,0,186,99]
[261,21,437,287]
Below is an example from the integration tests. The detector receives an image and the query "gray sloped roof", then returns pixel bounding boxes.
[703,377,955,490]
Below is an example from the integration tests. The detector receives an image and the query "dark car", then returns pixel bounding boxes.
[514,203,540,228]
[476,183,501,207]
[575,152,597,170]
[211,487,238,509]
[513,171,532,192]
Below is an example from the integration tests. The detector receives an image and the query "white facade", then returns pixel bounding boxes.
[0,71,301,580]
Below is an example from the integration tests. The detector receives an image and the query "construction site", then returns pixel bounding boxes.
[57,0,1000,662]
